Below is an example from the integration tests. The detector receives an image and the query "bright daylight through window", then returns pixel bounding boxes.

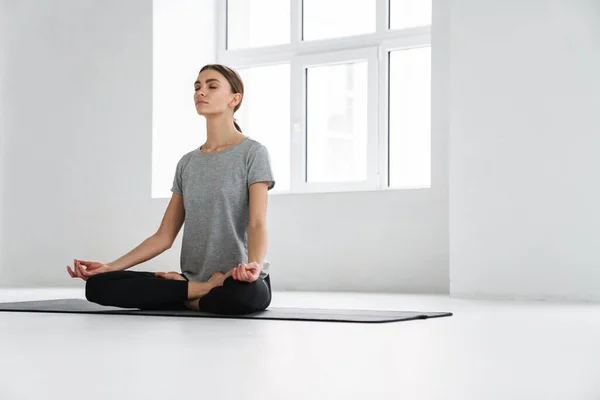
[152,0,431,197]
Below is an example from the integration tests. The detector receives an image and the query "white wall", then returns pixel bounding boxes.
[449,0,600,301]
[1,0,158,287]
[0,1,5,274]
[0,0,449,293]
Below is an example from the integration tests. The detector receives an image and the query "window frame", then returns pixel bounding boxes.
[217,0,432,195]
[292,47,379,193]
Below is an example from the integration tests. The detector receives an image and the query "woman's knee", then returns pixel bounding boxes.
[85,274,104,304]
[225,277,272,313]
[85,272,116,305]
[199,277,271,315]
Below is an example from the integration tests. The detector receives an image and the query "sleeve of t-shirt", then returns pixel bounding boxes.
[247,145,275,190]
[171,156,184,195]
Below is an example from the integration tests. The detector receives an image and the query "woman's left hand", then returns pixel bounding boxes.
[232,262,262,282]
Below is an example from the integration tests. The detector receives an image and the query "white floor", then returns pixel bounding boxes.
[0,289,598,400]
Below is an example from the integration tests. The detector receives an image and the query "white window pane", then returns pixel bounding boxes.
[306,62,368,183]
[303,0,376,41]
[227,0,290,50]
[236,64,291,192]
[389,0,432,30]
[389,47,431,188]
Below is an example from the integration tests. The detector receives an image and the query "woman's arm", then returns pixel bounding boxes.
[107,193,185,271]
[247,182,269,267]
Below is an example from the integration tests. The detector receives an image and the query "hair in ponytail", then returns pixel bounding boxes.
[233,118,242,133]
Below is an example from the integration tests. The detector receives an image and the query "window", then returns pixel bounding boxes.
[306,60,369,183]
[389,0,432,30]
[217,0,432,194]
[302,0,376,41]
[227,0,290,50]
[236,63,292,191]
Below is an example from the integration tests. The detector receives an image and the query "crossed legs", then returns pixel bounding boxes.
[85,270,271,315]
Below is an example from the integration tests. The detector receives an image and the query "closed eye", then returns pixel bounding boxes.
[194,86,218,91]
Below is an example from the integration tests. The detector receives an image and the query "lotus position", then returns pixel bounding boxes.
[67,64,274,315]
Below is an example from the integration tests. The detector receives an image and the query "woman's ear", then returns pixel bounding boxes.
[230,93,242,108]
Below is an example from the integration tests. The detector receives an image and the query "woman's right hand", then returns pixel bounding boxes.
[66,259,113,281]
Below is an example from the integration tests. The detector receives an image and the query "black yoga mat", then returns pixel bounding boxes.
[0,298,452,323]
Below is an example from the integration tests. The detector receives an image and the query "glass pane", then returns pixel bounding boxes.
[389,0,432,29]
[227,0,290,50]
[389,47,431,188]
[303,0,376,41]
[236,64,291,192]
[306,61,368,183]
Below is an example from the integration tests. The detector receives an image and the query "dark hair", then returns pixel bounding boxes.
[199,64,244,132]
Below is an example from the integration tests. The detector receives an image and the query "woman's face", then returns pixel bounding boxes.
[193,69,240,117]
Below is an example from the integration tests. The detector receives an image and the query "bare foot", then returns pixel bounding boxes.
[207,269,233,288]
[184,299,200,310]
[185,270,235,305]
[155,271,186,281]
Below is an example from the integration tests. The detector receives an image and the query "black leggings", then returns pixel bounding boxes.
[85,271,272,315]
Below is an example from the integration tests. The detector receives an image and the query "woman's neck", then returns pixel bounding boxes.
[203,116,242,150]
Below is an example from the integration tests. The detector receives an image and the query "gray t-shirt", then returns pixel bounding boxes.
[171,136,275,282]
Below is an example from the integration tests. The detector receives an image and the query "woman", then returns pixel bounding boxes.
[66,64,275,315]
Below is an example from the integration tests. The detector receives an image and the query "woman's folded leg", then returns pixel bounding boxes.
[85,271,189,310]
[198,275,272,315]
